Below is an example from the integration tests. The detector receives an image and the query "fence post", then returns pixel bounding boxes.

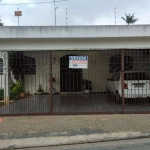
[121,49,125,113]
[49,51,53,113]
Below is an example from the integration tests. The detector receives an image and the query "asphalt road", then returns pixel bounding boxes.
[18,138,150,150]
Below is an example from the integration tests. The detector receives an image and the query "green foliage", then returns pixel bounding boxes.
[0,23,3,26]
[10,83,16,91]
[37,84,43,93]
[10,80,24,100]
[0,89,4,100]
[0,103,4,106]
[121,13,139,25]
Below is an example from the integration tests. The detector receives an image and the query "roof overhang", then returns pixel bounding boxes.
[0,25,150,39]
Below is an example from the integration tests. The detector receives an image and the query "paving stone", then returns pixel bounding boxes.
[0,114,149,139]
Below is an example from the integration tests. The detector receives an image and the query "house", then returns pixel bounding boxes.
[0,25,150,115]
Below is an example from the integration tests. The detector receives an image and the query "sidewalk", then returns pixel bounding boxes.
[0,114,150,149]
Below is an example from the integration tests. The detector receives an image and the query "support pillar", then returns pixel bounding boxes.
[49,51,53,113]
[3,52,10,104]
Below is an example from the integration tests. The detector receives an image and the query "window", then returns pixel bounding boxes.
[124,72,149,80]
[11,54,36,75]
[23,56,36,74]
[109,55,133,72]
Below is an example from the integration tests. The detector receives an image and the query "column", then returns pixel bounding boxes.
[3,52,9,104]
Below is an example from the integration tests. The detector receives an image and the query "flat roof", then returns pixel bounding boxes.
[0,25,150,39]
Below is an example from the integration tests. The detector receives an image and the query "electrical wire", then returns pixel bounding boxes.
[0,0,68,5]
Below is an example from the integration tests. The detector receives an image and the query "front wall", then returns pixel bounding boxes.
[23,51,113,94]
[52,51,114,93]
[23,52,49,94]
[11,50,150,94]
[1,37,150,51]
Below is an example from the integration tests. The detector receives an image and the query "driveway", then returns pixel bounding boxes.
[0,94,149,114]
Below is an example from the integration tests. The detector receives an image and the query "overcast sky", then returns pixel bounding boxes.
[0,0,150,26]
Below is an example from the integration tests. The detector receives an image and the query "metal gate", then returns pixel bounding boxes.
[123,50,150,113]
[0,50,150,116]
[0,51,52,116]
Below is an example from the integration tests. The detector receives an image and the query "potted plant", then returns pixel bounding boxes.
[82,80,92,94]
[26,91,31,96]
[37,84,43,95]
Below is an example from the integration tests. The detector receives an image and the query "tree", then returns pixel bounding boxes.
[0,23,3,26]
[121,13,139,25]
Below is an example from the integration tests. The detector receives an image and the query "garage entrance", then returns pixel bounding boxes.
[53,50,123,114]
[0,49,150,116]
[53,50,150,114]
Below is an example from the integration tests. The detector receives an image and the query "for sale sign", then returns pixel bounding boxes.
[69,56,88,69]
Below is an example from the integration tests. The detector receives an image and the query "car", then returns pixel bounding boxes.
[106,71,150,103]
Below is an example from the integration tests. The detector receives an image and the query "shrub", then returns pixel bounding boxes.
[10,80,24,100]
[37,84,43,93]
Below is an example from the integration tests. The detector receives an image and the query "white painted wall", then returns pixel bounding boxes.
[23,51,113,94]
[1,51,150,95]
[0,26,150,38]
[52,51,115,93]
[0,37,150,51]
[0,25,150,94]
[0,26,150,51]
[52,51,150,93]
[0,52,5,89]
[0,52,9,103]
[23,52,50,94]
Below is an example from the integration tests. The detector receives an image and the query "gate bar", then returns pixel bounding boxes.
[121,49,125,113]
[49,51,53,113]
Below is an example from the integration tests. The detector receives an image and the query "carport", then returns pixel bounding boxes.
[0,25,150,116]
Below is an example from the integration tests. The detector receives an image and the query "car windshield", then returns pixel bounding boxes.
[124,72,149,80]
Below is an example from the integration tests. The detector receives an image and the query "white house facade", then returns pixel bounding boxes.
[0,25,150,115]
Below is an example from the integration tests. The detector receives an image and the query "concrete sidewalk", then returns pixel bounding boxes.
[0,114,150,149]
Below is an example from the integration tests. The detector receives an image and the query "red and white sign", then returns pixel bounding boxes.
[69,56,88,69]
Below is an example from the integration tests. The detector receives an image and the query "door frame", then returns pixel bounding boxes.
[60,54,83,93]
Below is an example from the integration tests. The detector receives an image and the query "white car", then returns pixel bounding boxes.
[106,72,150,103]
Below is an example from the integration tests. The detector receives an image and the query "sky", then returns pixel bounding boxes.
[0,0,150,26]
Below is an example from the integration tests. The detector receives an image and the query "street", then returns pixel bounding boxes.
[17,138,150,150]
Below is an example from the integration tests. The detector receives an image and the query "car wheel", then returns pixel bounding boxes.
[116,93,122,104]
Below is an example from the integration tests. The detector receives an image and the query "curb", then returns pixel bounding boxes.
[0,132,150,149]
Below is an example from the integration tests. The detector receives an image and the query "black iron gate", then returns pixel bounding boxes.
[0,49,150,116]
